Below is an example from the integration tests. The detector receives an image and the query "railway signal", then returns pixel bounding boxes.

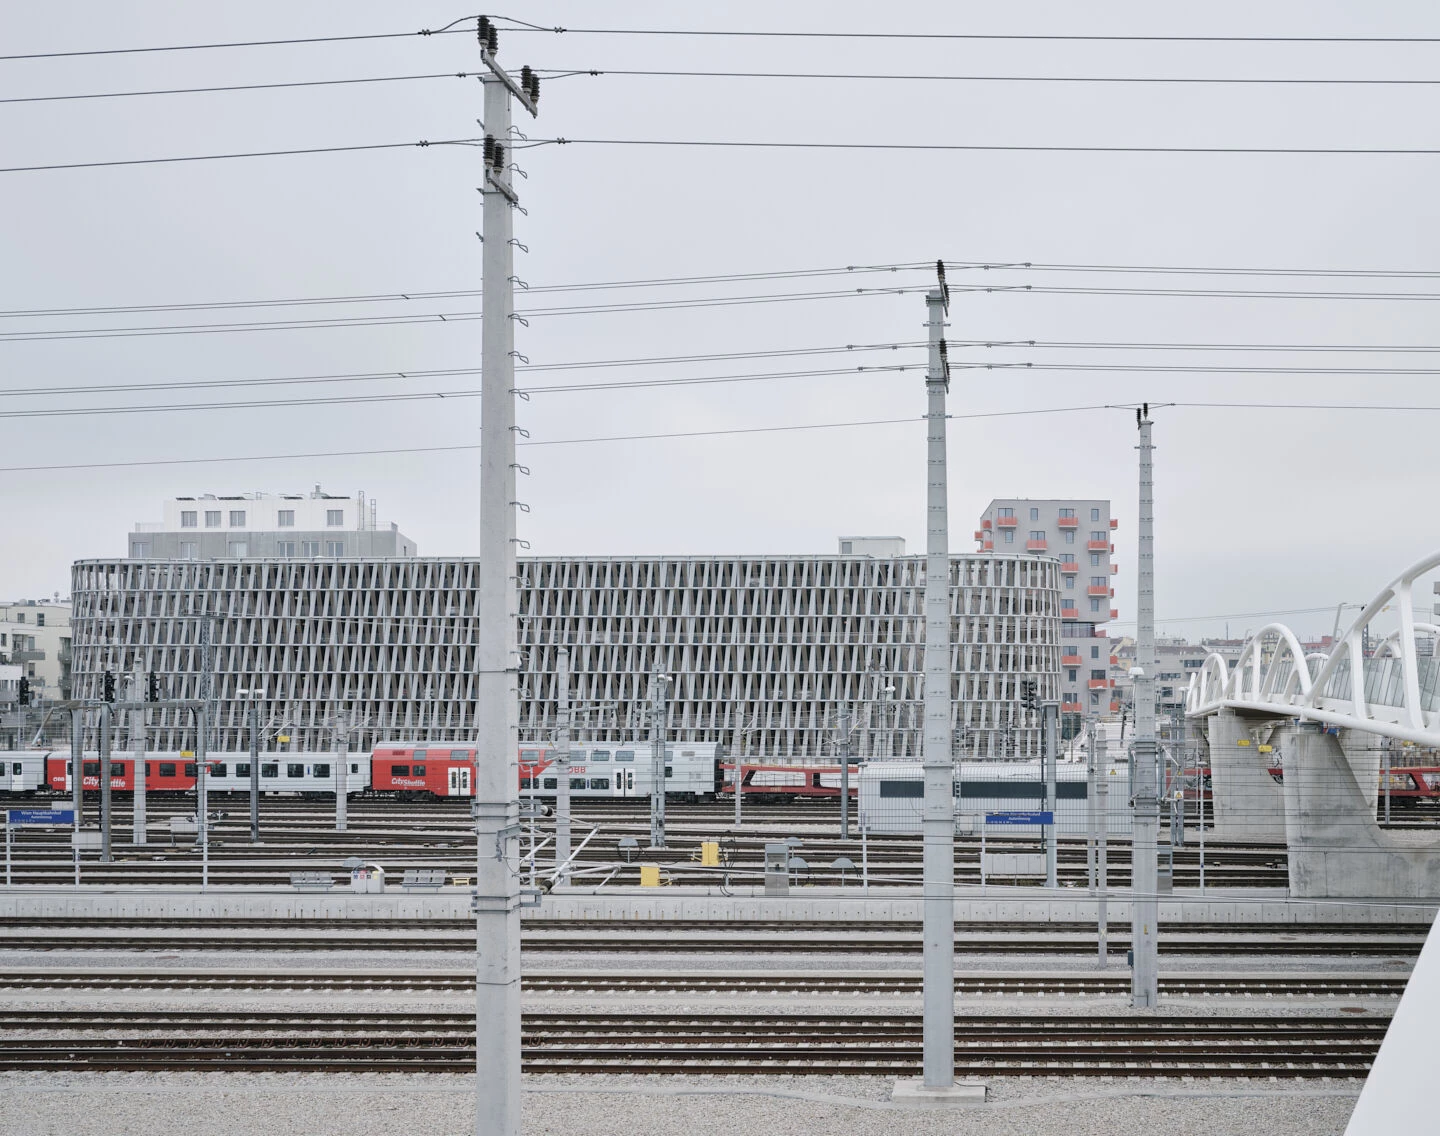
[146,672,160,702]
[101,671,115,703]
[1019,679,1039,711]
[17,676,30,706]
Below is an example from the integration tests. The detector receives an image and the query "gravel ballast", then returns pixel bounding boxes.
[0,1071,1360,1136]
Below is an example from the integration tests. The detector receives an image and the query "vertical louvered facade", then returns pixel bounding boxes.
[69,553,1061,760]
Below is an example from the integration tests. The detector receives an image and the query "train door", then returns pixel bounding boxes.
[447,765,471,797]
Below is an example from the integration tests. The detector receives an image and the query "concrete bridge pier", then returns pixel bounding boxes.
[1338,729,1384,817]
[1285,722,1440,898]
[1205,708,1286,842]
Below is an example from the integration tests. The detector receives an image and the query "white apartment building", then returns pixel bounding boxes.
[128,486,417,560]
[70,550,1063,760]
[977,498,1118,734]
[0,599,72,701]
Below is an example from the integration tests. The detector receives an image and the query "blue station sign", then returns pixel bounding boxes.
[7,809,75,826]
[985,810,1054,826]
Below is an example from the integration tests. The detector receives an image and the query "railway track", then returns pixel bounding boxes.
[0,969,1407,998]
[0,1009,1386,1076]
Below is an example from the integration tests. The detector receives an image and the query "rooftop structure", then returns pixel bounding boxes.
[127,486,417,560]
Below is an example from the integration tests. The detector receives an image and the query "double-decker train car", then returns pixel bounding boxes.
[372,741,725,801]
[41,751,371,796]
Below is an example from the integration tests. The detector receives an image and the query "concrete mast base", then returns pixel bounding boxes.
[890,1079,988,1106]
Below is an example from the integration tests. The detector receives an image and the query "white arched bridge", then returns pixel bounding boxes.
[1185,551,1440,747]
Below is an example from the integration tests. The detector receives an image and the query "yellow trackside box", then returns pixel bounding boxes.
[639,864,660,887]
[700,841,720,867]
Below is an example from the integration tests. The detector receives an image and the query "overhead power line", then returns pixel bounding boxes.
[547,67,1440,87]
[525,137,1440,157]
[0,72,481,105]
[0,136,480,175]
[0,20,474,61]
[497,21,1440,45]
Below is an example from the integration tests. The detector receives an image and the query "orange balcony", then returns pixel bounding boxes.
[1061,606,1080,619]
[1088,678,1109,690]
[1110,608,1119,619]
[1061,654,1083,667]
[1087,540,1108,552]
[1111,564,1118,574]
[1057,516,1079,528]
[1110,518,1119,529]
[1093,628,1108,638]
[995,515,1018,527]
[1109,655,1119,665]
[1063,701,1083,713]
[1087,585,1109,596]
[982,541,994,551]
[1109,700,1121,712]
[1059,561,1079,574]
[973,530,983,541]
[1025,539,1047,551]
[981,518,992,530]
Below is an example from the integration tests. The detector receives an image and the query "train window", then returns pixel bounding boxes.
[261,763,279,778]
[520,749,541,765]
[879,780,925,798]
[184,764,197,778]
[287,764,304,778]
[413,764,426,776]
[210,764,228,777]
[83,762,100,777]
[236,763,250,778]
[313,764,330,778]
[412,750,427,763]
[590,777,610,790]
[591,750,610,762]
[664,766,673,778]
[569,777,586,790]
[391,765,411,777]
[543,777,557,790]
[520,777,533,790]
[144,763,152,776]
[11,762,20,775]
[158,763,176,778]
[616,750,635,762]
[350,763,359,775]
[450,750,473,762]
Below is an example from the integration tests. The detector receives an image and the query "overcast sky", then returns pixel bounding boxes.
[4,1,1440,644]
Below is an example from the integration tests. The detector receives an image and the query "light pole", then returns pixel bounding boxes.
[237,688,263,844]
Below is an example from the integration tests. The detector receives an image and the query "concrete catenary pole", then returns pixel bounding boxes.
[920,286,955,1090]
[249,695,260,844]
[840,705,852,840]
[555,647,571,884]
[69,707,82,827]
[1096,727,1109,969]
[1043,700,1059,888]
[649,674,670,848]
[130,664,147,845]
[334,718,348,834]
[98,704,112,863]
[474,20,538,1136]
[1130,405,1159,1007]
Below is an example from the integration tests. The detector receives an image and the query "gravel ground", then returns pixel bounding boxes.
[0,1071,1361,1136]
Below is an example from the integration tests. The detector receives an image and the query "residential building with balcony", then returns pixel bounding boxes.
[127,486,417,561]
[978,498,1116,735]
[0,599,72,701]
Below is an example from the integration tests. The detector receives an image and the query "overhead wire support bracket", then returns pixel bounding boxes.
[479,54,539,117]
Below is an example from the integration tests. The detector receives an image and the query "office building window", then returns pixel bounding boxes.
[997,507,1014,519]
[205,510,221,527]
[1090,597,1102,612]
[1068,669,1077,682]
[325,541,345,557]
[180,510,197,528]
[36,613,44,627]
[277,510,295,527]
[1091,531,1107,542]
[1065,577,1074,589]
[1061,555,1077,567]
[1058,507,1075,519]
[227,540,248,557]
[301,541,320,557]
[13,614,22,624]
[229,510,246,527]
[326,509,344,527]
[1091,576,1107,587]
[1063,530,1075,544]
[179,541,197,559]
[1090,552,1101,566]
[1029,530,1045,541]
[277,541,296,558]
[130,542,149,557]
[840,541,852,554]
[1091,669,1107,680]
[1029,507,1039,521]
[1091,645,1100,659]
[1002,529,1014,543]
[1091,507,1101,521]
